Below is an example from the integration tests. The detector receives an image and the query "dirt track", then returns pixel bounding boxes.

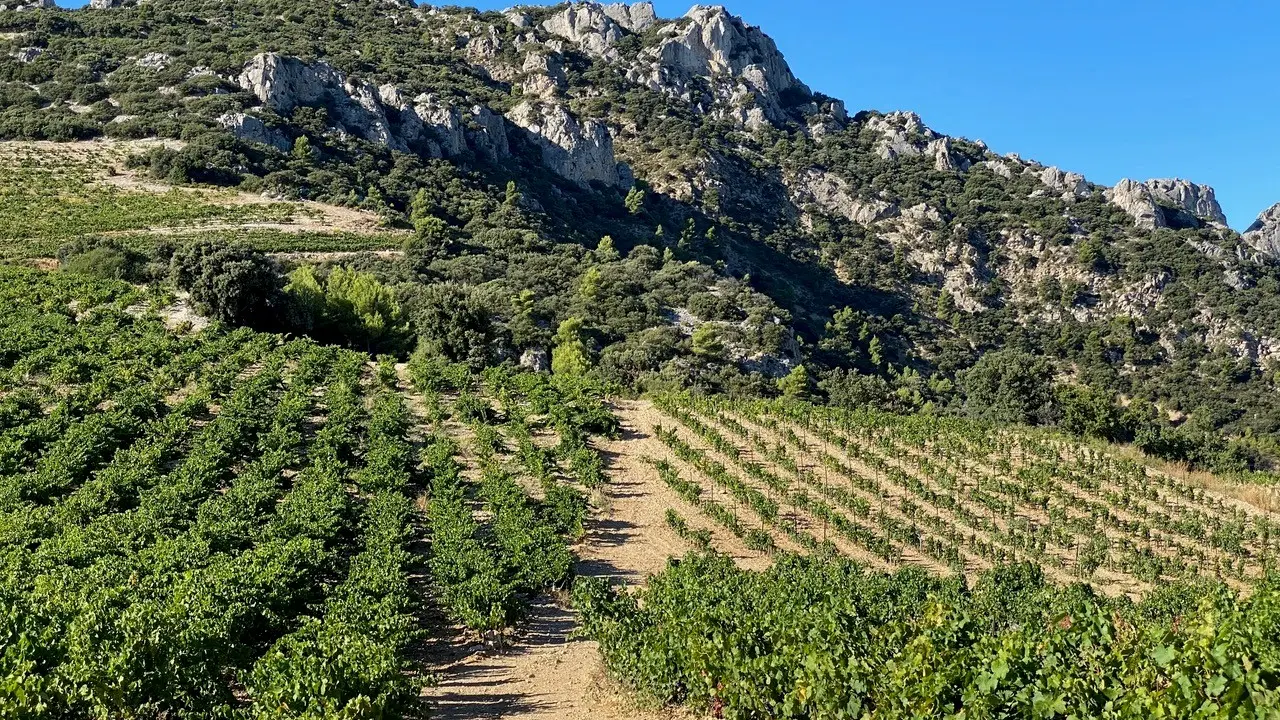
[420,400,712,720]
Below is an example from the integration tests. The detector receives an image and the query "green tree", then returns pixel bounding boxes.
[691,324,725,360]
[819,307,862,364]
[595,236,620,263]
[624,186,645,215]
[323,267,408,349]
[170,239,285,327]
[868,335,884,367]
[291,134,313,162]
[960,349,1055,425]
[552,317,592,376]
[413,284,493,368]
[678,218,696,251]
[405,214,451,272]
[508,289,546,349]
[578,266,602,302]
[285,266,408,351]
[777,364,811,399]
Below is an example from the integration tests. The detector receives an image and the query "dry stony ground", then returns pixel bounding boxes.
[419,399,727,720]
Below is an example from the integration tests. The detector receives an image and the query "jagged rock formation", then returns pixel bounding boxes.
[519,347,550,373]
[1106,180,1163,229]
[927,137,970,172]
[0,0,54,10]
[1244,204,1280,257]
[89,0,134,8]
[1107,178,1227,230]
[627,5,810,127]
[506,101,630,187]
[238,53,400,148]
[540,3,629,60]
[1145,178,1228,227]
[236,52,510,160]
[602,1,657,31]
[788,168,898,225]
[1036,166,1091,200]
[521,52,568,99]
[864,112,939,160]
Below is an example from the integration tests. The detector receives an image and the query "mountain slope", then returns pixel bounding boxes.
[3,0,1280,465]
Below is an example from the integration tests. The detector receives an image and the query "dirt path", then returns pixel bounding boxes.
[419,399,706,720]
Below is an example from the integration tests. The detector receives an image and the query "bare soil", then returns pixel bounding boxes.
[417,399,713,720]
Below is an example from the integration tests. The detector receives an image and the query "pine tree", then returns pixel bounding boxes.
[624,186,645,215]
[778,365,811,399]
[552,317,592,376]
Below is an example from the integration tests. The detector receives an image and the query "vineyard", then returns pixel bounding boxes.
[10,262,1280,718]
[639,393,1280,594]
[564,396,1280,718]
[0,267,616,718]
[0,141,406,261]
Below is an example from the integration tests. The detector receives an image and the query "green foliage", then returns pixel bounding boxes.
[552,317,592,377]
[286,266,410,352]
[960,348,1055,425]
[690,324,725,360]
[170,238,286,327]
[777,364,811,399]
[624,186,645,215]
[57,237,151,282]
[577,552,1280,719]
[412,283,493,369]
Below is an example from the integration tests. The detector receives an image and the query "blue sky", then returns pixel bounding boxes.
[55,1,1279,229]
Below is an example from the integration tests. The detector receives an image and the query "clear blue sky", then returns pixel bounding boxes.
[55,0,1280,229]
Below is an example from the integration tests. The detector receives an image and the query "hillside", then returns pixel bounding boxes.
[5,267,1280,718]
[3,0,1280,473]
[7,1,1280,717]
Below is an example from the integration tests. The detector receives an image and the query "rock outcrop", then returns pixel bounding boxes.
[401,92,466,157]
[1144,178,1227,227]
[506,101,629,187]
[519,347,550,373]
[1106,179,1163,229]
[136,52,172,71]
[628,5,809,126]
[1036,166,1090,200]
[1106,178,1227,230]
[89,0,133,8]
[863,111,939,160]
[0,0,55,10]
[468,105,510,161]
[1244,203,1280,257]
[236,53,512,161]
[539,2,657,59]
[928,137,970,172]
[540,3,627,60]
[218,112,290,151]
[521,52,568,99]
[238,53,401,149]
[602,1,657,32]
[12,46,43,63]
[789,168,898,225]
